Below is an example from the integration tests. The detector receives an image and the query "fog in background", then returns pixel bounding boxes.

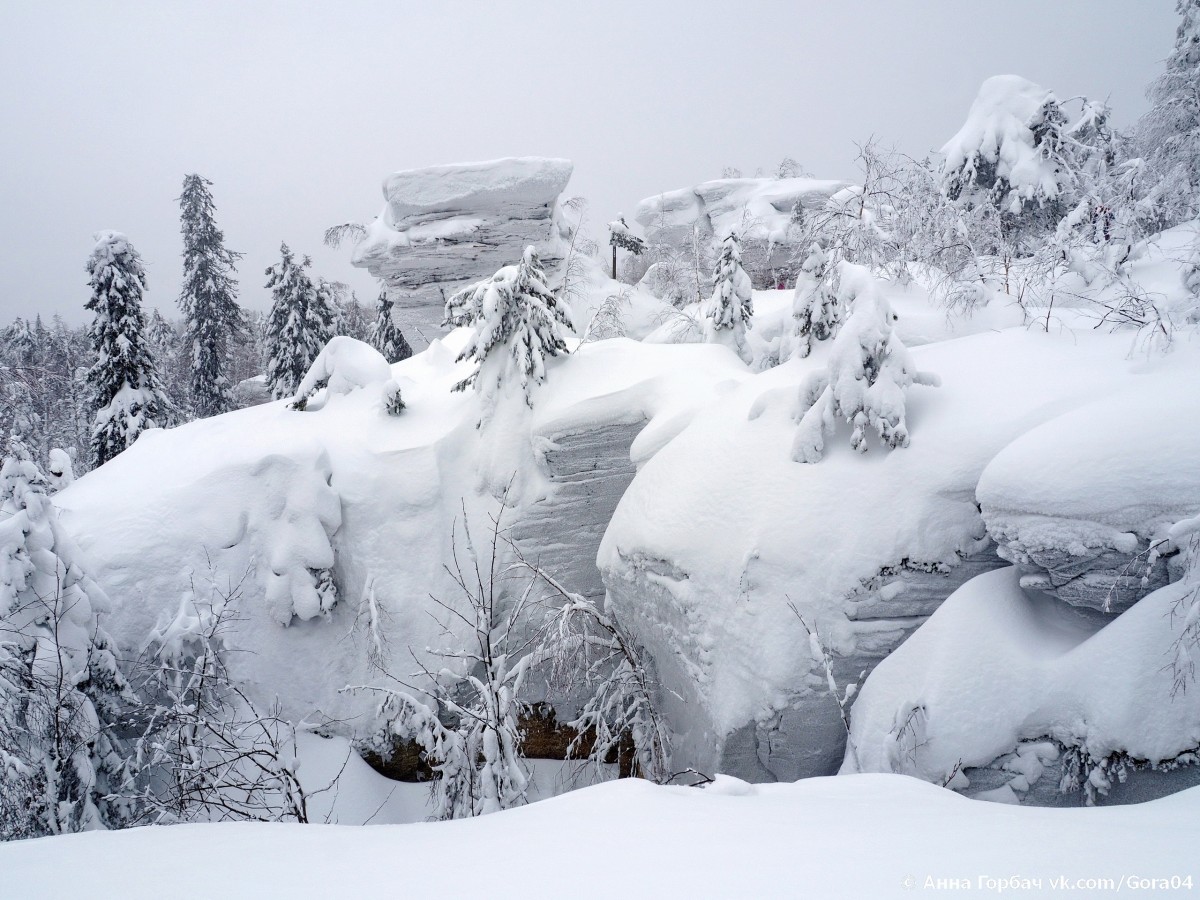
[0,0,1179,325]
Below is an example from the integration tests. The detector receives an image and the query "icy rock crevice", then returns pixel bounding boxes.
[508,419,646,603]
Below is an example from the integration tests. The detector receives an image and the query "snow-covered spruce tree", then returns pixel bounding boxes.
[177,174,247,418]
[940,76,1078,255]
[0,434,134,838]
[85,231,171,468]
[792,263,939,463]
[703,232,754,362]
[369,288,413,363]
[786,243,840,359]
[1140,0,1200,228]
[264,245,335,400]
[444,246,572,404]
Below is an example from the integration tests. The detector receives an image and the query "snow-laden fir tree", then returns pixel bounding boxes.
[787,243,840,359]
[334,290,373,344]
[177,174,246,418]
[792,263,939,463]
[703,232,754,362]
[1140,0,1200,228]
[368,288,412,364]
[444,246,572,403]
[264,244,336,400]
[85,231,171,468]
[0,434,134,838]
[311,278,340,354]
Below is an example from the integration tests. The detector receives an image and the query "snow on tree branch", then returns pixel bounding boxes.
[792,263,939,463]
[444,246,572,405]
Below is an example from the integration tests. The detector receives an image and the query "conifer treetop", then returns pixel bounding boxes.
[444,246,573,403]
[85,231,171,467]
[178,174,246,418]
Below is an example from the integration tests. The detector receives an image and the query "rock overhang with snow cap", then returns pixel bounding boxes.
[350,157,575,346]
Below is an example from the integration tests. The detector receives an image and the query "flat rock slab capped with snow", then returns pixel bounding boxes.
[977,375,1200,614]
[352,157,573,346]
[382,157,573,221]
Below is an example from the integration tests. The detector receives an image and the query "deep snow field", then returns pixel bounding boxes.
[3,773,1198,899]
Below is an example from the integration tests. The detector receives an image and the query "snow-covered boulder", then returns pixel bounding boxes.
[977,377,1200,614]
[843,363,1200,804]
[597,326,1170,783]
[842,567,1200,806]
[351,157,574,345]
[635,176,849,284]
[637,177,846,251]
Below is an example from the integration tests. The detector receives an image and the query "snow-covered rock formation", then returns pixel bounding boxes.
[979,386,1200,614]
[843,361,1200,805]
[598,322,1152,782]
[635,176,849,283]
[46,225,1200,794]
[53,330,743,738]
[351,158,574,344]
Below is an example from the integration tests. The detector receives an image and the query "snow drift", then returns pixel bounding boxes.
[4,774,1199,899]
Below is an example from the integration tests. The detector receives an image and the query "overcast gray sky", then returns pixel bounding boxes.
[0,0,1180,326]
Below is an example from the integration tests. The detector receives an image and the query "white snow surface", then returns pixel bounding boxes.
[977,363,1200,546]
[3,774,1198,899]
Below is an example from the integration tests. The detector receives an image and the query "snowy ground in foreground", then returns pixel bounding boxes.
[2,774,1197,899]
